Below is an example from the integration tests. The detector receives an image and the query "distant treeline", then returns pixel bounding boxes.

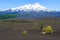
[0,14,17,19]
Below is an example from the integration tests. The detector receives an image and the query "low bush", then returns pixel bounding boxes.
[21,30,27,36]
[43,26,54,34]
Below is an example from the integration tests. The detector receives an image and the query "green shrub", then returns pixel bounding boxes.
[32,22,44,30]
[43,26,54,34]
[21,30,27,36]
[34,23,38,25]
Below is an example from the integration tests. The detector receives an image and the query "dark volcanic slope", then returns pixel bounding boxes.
[0,18,60,40]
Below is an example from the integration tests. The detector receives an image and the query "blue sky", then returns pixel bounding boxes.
[0,0,60,11]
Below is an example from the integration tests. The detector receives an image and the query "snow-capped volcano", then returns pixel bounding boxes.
[0,3,60,20]
[5,3,49,12]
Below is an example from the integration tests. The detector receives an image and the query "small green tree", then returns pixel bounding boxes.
[38,22,44,28]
